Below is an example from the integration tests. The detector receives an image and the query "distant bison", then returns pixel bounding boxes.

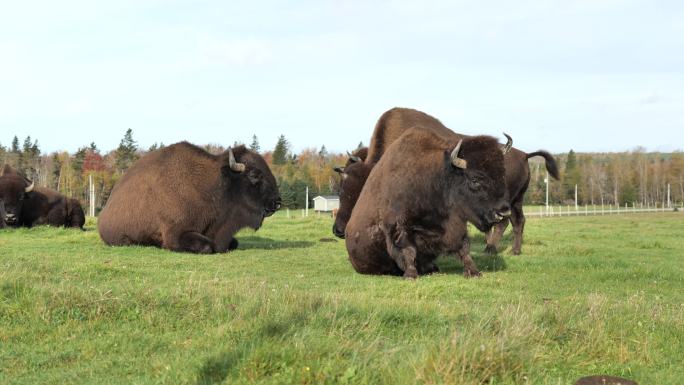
[334,107,559,255]
[0,165,85,229]
[345,127,511,278]
[0,199,7,229]
[98,142,281,253]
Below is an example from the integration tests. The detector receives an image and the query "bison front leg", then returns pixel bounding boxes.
[484,218,509,254]
[163,230,216,254]
[458,236,481,278]
[383,226,418,279]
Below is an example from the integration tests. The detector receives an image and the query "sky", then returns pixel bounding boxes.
[1,0,683,155]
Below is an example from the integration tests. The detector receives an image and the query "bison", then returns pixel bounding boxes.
[0,199,7,229]
[98,142,281,253]
[334,107,559,255]
[0,165,85,229]
[345,127,511,278]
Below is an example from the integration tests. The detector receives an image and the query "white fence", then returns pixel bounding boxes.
[528,203,682,217]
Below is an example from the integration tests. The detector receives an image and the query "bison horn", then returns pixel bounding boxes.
[346,152,361,163]
[25,180,34,193]
[228,148,246,173]
[450,139,467,169]
[501,133,513,154]
[333,166,345,174]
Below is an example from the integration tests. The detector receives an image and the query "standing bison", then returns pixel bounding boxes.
[0,165,85,229]
[345,127,511,278]
[98,142,281,253]
[334,107,559,255]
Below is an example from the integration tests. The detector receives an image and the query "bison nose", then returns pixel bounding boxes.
[332,224,345,239]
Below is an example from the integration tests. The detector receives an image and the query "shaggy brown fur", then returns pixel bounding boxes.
[98,142,280,253]
[0,165,85,229]
[334,107,559,255]
[345,128,510,278]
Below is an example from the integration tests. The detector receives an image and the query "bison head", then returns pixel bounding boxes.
[221,146,281,226]
[332,153,371,239]
[0,165,34,226]
[446,135,511,232]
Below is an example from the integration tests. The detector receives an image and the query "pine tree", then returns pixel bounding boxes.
[318,145,328,158]
[72,147,87,174]
[272,135,289,165]
[115,128,138,173]
[249,135,260,152]
[11,136,20,153]
[89,142,99,154]
[563,150,581,202]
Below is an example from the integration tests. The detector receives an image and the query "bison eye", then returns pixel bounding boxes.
[468,179,482,190]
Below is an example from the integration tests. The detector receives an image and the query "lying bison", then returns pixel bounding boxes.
[0,200,6,229]
[98,142,281,253]
[345,127,511,278]
[0,165,85,229]
[334,107,559,255]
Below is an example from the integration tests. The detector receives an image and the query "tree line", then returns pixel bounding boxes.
[1,132,682,213]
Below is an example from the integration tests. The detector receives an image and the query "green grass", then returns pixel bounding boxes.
[1,213,683,385]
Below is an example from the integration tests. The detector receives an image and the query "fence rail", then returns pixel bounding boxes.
[527,203,682,217]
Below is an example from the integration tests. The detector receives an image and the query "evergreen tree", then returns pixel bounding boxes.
[11,136,20,153]
[89,142,99,153]
[318,145,328,158]
[72,147,87,174]
[563,149,581,201]
[249,135,260,152]
[115,128,138,173]
[272,135,289,165]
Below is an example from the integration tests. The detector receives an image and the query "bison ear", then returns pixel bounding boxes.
[246,169,261,186]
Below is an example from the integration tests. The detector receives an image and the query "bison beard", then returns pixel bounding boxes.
[97,142,281,254]
[345,128,511,279]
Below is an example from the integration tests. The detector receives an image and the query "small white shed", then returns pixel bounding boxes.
[313,195,340,212]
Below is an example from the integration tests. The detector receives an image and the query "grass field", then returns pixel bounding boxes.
[1,213,683,385]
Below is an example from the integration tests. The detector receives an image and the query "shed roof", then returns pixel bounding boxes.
[313,195,339,200]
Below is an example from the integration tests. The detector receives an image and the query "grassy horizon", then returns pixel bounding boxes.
[1,213,683,384]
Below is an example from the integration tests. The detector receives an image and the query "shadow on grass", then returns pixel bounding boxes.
[196,309,317,385]
[236,236,315,250]
[434,231,509,274]
[196,347,248,385]
[436,253,508,275]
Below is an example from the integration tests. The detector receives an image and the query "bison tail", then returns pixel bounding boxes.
[527,151,560,180]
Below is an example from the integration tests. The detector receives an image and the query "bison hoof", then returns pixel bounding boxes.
[484,245,498,255]
[464,269,482,278]
[228,238,239,251]
[403,268,418,280]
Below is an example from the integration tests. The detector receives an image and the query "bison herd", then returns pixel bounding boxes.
[0,107,559,279]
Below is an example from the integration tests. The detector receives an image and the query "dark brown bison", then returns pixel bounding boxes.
[345,127,511,278]
[98,142,281,253]
[334,107,559,255]
[0,199,7,229]
[0,165,85,229]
